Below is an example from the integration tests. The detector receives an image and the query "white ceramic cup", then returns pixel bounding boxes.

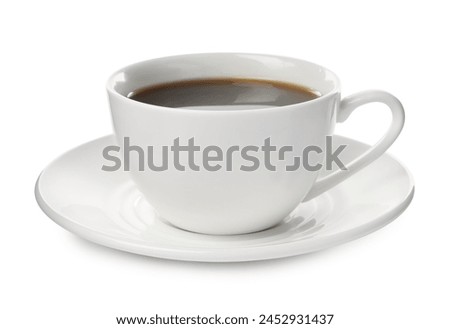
[107,53,404,235]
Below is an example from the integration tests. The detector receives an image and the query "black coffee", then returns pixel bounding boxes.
[128,78,319,110]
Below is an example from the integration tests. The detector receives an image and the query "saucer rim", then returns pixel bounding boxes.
[35,135,415,262]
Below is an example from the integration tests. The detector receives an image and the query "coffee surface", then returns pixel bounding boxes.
[128,78,319,110]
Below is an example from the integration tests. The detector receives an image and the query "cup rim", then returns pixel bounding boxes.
[106,52,341,113]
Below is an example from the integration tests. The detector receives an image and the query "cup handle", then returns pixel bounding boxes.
[303,90,405,202]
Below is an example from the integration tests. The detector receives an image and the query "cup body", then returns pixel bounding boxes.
[107,53,340,235]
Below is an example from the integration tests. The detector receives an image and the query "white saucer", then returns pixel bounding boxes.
[36,135,414,262]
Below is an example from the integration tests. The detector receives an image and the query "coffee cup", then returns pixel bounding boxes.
[106,53,404,235]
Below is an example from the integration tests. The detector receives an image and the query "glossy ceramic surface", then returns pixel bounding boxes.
[35,135,414,262]
[107,53,405,234]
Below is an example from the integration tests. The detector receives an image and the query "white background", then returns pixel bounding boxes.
[1,0,449,328]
